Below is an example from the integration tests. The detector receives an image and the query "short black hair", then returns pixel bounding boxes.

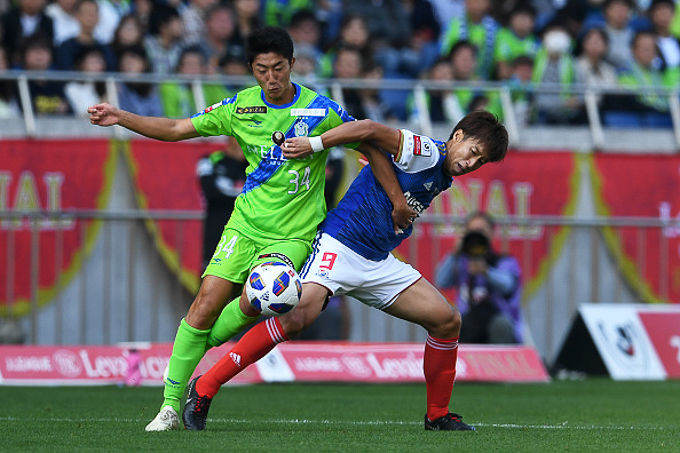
[448,110,509,163]
[245,26,295,65]
[148,3,180,36]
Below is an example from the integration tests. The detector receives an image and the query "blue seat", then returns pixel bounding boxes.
[602,111,643,128]
[643,113,673,128]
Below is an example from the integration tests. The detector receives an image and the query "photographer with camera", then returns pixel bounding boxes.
[435,211,523,344]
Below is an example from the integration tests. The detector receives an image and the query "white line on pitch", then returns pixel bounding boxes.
[0,416,670,431]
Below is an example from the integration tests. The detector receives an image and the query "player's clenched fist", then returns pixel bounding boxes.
[87,103,120,127]
[281,137,313,159]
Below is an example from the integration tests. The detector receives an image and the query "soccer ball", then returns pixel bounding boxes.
[246,262,302,317]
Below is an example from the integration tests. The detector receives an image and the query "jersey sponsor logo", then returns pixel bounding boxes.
[403,191,425,215]
[235,106,268,114]
[248,119,263,127]
[413,135,432,157]
[290,108,326,117]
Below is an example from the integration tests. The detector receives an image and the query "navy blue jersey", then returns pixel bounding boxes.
[321,129,453,261]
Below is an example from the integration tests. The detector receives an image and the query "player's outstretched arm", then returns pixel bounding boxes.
[357,142,416,233]
[88,103,200,142]
[282,119,401,159]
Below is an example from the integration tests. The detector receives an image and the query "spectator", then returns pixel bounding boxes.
[54,0,116,71]
[196,144,248,271]
[1,0,55,66]
[358,63,396,122]
[110,13,144,57]
[45,0,79,45]
[261,0,313,28]
[19,35,72,115]
[585,0,639,70]
[493,2,541,80]
[531,21,585,124]
[314,0,342,47]
[648,0,680,70]
[0,46,19,118]
[332,45,368,119]
[343,0,411,77]
[93,0,130,44]
[159,46,229,119]
[319,14,374,78]
[575,27,618,109]
[435,211,523,345]
[64,46,107,115]
[439,0,499,79]
[231,0,260,49]
[407,57,459,126]
[144,3,183,74]
[397,0,442,77]
[617,30,676,125]
[505,54,535,126]
[291,43,326,94]
[116,45,162,117]
[287,9,323,55]
[195,4,242,74]
[180,0,218,45]
[448,40,504,121]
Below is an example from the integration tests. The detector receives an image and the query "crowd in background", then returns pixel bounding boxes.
[1,0,679,126]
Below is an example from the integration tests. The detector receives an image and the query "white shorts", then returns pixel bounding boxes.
[299,232,422,310]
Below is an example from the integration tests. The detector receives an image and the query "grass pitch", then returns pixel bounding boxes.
[1,379,678,452]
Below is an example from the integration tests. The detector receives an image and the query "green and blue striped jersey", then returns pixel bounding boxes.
[191,83,355,242]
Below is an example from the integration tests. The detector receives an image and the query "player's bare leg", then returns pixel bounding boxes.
[385,278,475,431]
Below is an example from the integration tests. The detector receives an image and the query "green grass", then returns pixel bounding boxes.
[1,379,679,452]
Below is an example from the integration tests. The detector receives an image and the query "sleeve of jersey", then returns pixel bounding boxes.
[190,97,234,137]
[394,129,440,173]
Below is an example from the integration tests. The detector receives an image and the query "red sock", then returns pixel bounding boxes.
[424,335,459,421]
[197,318,289,397]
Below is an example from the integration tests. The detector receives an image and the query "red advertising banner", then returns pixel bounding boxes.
[591,154,680,304]
[0,139,116,316]
[0,342,549,385]
[398,150,580,300]
[638,309,680,378]
[125,139,226,292]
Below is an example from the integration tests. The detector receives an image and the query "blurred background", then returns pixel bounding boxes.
[1,0,679,372]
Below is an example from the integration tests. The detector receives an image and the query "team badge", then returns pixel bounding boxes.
[294,121,309,137]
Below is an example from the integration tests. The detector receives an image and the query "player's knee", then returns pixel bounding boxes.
[279,305,318,337]
[187,292,223,328]
[432,306,461,339]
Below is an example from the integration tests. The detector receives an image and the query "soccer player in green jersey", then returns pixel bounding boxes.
[88,26,414,431]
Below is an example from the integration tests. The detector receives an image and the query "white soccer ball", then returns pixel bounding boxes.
[245,262,302,317]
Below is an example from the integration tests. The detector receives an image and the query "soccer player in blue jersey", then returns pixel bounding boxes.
[182,110,508,432]
[89,26,412,431]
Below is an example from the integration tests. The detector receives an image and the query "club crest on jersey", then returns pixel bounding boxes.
[412,135,432,157]
[236,106,267,114]
[294,121,309,137]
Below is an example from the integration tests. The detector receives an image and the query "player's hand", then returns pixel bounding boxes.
[392,201,417,235]
[281,137,314,159]
[87,103,120,127]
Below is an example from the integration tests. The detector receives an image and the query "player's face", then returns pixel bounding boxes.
[250,52,295,105]
[444,129,488,177]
